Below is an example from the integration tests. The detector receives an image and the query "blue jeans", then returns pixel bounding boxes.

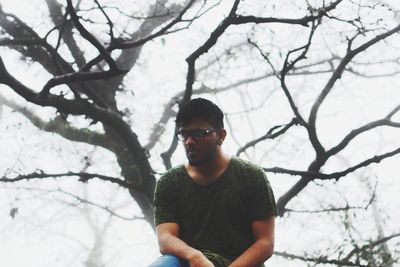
[148,254,190,267]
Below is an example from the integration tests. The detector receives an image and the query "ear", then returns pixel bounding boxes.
[217,129,227,145]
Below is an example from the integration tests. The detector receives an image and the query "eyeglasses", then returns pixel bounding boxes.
[176,129,216,142]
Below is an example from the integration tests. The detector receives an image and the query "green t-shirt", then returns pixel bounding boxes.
[154,156,277,266]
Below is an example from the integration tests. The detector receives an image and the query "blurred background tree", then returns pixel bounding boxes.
[1,0,399,266]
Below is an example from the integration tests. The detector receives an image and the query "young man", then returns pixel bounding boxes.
[150,98,277,267]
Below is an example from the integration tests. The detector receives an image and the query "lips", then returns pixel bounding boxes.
[185,146,197,152]
[186,147,199,157]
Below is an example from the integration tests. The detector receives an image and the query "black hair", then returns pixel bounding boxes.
[175,98,224,129]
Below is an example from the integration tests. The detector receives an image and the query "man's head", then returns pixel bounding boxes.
[175,98,226,166]
[175,98,224,129]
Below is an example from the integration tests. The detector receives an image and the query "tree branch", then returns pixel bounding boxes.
[274,251,370,267]
[308,23,400,141]
[57,188,144,221]
[0,170,134,189]
[65,0,117,70]
[232,0,344,26]
[39,67,128,97]
[93,0,114,41]
[236,118,299,156]
[0,9,74,76]
[286,184,377,213]
[109,0,197,50]
[326,146,400,180]
[266,146,400,180]
[0,9,105,104]
[0,55,154,189]
[327,105,400,157]
[81,0,199,72]
[0,93,113,150]
[279,22,319,134]
[344,233,400,262]
[271,145,400,215]
[45,0,86,67]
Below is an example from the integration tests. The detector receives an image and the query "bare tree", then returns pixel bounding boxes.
[1,0,399,266]
[0,0,209,225]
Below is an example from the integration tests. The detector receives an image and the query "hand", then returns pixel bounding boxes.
[187,250,215,267]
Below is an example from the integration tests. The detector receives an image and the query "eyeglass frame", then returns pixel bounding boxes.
[175,128,218,142]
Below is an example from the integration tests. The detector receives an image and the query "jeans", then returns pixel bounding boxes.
[148,254,190,267]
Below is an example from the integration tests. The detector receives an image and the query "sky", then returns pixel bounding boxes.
[1,0,400,266]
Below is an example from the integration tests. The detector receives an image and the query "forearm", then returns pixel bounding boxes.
[158,233,201,261]
[228,239,274,267]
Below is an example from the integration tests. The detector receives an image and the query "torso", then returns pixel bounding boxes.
[154,156,277,265]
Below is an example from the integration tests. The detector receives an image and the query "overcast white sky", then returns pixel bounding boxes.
[1,0,400,266]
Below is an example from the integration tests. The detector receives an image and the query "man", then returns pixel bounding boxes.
[149,98,277,267]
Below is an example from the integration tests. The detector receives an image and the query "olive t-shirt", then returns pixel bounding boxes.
[153,157,277,266]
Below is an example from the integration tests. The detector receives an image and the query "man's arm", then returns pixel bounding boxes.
[156,222,215,267]
[228,216,275,267]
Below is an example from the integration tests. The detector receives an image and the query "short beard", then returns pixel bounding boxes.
[187,148,217,166]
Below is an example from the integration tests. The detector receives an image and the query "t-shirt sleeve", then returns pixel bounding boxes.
[153,174,179,226]
[246,167,277,221]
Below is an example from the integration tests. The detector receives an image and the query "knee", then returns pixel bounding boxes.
[148,254,183,267]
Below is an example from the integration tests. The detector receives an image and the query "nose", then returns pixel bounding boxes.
[184,135,196,145]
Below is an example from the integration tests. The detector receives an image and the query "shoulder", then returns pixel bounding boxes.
[230,157,270,188]
[231,156,266,177]
[156,164,186,187]
[154,165,186,199]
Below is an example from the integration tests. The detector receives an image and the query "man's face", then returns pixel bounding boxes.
[177,119,220,166]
